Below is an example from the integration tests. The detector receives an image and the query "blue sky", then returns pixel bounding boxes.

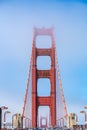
[0,0,87,125]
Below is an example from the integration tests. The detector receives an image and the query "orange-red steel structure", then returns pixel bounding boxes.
[22,27,68,128]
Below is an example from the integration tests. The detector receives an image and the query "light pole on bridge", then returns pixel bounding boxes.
[84,106,87,128]
[0,106,8,129]
[4,111,11,128]
[80,110,87,127]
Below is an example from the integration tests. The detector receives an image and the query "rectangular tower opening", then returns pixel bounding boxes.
[37,78,50,96]
[38,106,50,127]
[36,36,52,48]
[37,56,51,70]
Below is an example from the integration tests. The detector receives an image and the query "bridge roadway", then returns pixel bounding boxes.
[0,127,85,130]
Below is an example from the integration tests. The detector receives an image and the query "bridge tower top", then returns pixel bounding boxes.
[33,27,55,42]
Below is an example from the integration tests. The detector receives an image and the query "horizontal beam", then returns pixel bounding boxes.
[37,70,51,78]
[36,48,52,56]
[34,27,54,36]
[37,96,51,106]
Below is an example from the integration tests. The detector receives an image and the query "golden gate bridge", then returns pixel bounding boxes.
[22,27,68,128]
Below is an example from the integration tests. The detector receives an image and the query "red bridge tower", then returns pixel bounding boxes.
[32,27,56,127]
[22,27,68,129]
